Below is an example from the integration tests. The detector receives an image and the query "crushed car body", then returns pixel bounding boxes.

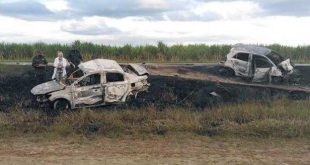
[31,59,150,110]
[223,44,294,82]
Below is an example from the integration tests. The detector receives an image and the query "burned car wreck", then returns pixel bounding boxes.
[222,44,295,83]
[31,59,150,110]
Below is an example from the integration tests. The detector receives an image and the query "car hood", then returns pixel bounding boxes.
[31,80,65,95]
[126,73,148,83]
[128,63,149,76]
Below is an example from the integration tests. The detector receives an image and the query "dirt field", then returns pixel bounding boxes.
[0,137,308,165]
[1,64,310,110]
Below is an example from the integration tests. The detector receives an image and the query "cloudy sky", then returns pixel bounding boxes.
[0,0,309,45]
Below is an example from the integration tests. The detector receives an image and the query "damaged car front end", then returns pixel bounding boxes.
[31,81,65,103]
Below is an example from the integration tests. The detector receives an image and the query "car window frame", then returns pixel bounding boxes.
[105,72,125,83]
[75,73,102,87]
[232,52,250,62]
[70,69,85,79]
[253,55,273,68]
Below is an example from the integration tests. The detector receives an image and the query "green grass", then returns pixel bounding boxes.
[1,98,309,139]
[1,41,310,63]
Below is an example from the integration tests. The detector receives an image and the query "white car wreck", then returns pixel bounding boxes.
[223,44,294,83]
[31,59,150,110]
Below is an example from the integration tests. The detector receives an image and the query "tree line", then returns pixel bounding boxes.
[0,41,309,63]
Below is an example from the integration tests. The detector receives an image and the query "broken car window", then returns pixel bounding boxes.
[233,53,249,62]
[106,73,124,82]
[71,69,84,79]
[254,56,272,68]
[266,51,285,65]
[78,74,101,87]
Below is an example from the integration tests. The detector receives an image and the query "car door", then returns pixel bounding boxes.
[252,55,273,82]
[103,72,129,103]
[73,73,103,106]
[231,53,251,77]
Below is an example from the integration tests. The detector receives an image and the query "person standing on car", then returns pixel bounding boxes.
[32,50,48,84]
[66,47,83,75]
[52,51,69,82]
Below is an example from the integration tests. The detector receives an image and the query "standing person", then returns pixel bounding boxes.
[52,51,68,82]
[32,50,48,84]
[66,47,83,74]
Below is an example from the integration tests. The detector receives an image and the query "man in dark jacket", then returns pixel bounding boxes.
[32,50,48,84]
[66,47,83,76]
[67,48,83,68]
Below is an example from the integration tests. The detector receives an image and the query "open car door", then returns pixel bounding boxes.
[252,56,273,82]
[231,53,251,77]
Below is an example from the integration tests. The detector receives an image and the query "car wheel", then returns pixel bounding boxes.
[219,67,235,77]
[126,92,147,108]
[287,70,305,85]
[289,91,309,100]
[53,99,70,111]
[271,76,283,84]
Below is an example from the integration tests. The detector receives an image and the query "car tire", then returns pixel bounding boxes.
[219,67,235,77]
[126,92,148,108]
[287,70,305,85]
[53,99,70,111]
[271,76,283,84]
[289,91,309,100]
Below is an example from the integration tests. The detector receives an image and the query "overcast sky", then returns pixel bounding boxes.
[0,0,309,46]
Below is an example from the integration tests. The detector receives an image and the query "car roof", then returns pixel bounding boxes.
[230,44,272,56]
[78,59,124,74]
